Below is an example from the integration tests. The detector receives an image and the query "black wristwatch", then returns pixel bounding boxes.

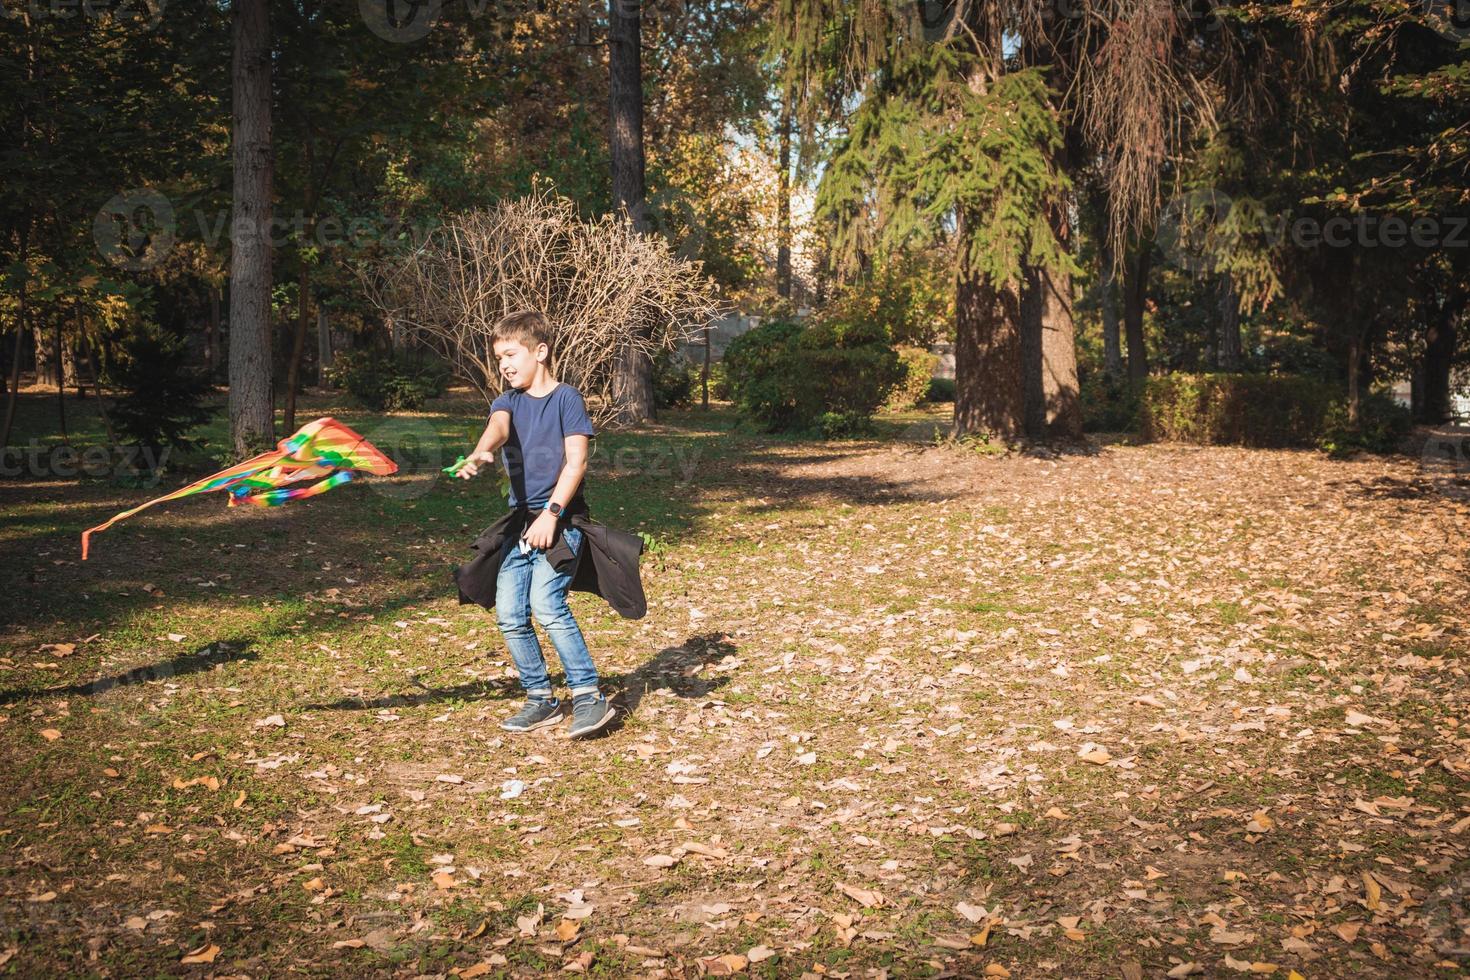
[544,500,563,517]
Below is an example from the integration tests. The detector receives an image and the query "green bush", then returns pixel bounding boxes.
[1138,373,1337,447]
[925,376,956,403]
[723,320,807,431]
[1080,374,1143,432]
[1319,389,1414,456]
[722,319,902,435]
[326,349,449,411]
[652,349,696,410]
[885,346,940,410]
[104,322,217,467]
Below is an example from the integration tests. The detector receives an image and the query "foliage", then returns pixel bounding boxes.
[1319,390,1415,457]
[886,346,939,410]
[819,250,954,347]
[652,350,697,411]
[722,320,808,432]
[1138,373,1337,448]
[1080,375,1143,433]
[723,318,902,435]
[325,349,449,411]
[925,377,956,403]
[103,323,217,466]
[816,56,1071,289]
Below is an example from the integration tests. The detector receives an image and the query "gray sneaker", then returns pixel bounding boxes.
[500,697,566,733]
[567,693,615,739]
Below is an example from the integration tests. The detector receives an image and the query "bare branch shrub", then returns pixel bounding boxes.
[362,188,725,427]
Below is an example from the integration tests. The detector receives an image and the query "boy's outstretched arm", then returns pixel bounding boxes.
[456,410,511,479]
[522,434,589,548]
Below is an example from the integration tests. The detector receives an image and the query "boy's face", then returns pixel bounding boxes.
[493,338,547,389]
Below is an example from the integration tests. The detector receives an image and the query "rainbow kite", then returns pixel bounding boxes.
[81,417,398,560]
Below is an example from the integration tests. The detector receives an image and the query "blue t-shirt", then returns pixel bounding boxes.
[489,382,596,509]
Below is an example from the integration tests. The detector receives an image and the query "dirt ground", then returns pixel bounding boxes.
[2,405,1468,977]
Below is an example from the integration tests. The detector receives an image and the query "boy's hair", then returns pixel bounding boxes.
[492,310,554,357]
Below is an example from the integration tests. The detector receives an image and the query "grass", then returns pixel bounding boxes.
[1,386,1467,976]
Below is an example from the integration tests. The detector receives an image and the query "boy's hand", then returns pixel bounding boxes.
[455,451,492,479]
[522,510,559,549]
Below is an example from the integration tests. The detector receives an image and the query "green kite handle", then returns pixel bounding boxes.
[443,455,470,476]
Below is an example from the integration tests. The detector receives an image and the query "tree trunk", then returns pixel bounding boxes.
[701,322,711,410]
[53,317,66,440]
[228,0,275,457]
[1346,331,1362,427]
[1099,237,1123,380]
[206,285,221,377]
[1039,189,1081,440]
[1123,243,1151,383]
[33,324,57,388]
[79,317,117,444]
[1,223,31,450]
[283,262,310,432]
[1218,273,1242,371]
[775,79,793,302]
[317,305,332,386]
[1420,302,1460,424]
[953,209,1025,441]
[608,0,655,424]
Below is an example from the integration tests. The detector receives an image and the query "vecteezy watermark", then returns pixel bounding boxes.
[357,417,444,501]
[1420,0,1470,41]
[0,441,172,482]
[0,0,166,29]
[359,0,440,42]
[590,440,703,484]
[93,188,176,272]
[632,186,708,264]
[94,188,437,271]
[359,0,690,43]
[1423,871,1470,956]
[1155,186,1470,273]
[1421,431,1470,502]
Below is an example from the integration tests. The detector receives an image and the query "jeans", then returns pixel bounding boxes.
[495,523,599,699]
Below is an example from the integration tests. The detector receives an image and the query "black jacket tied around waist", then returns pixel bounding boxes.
[452,502,648,620]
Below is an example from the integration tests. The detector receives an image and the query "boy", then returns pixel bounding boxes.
[455,310,616,739]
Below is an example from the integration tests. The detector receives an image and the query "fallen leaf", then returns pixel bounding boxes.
[332,939,366,949]
[1078,747,1112,765]
[836,882,884,907]
[39,729,61,741]
[555,918,580,942]
[1362,871,1382,911]
[180,943,220,964]
[956,901,987,923]
[747,945,776,963]
[643,854,679,868]
[253,714,286,728]
[701,952,748,975]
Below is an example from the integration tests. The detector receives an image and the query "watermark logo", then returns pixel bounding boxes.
[360,0,440,42]
[0,0,166,30]
[1423,872,1470,956]
[93,187,176,271]
[358,417,444,500]
[636,186,708,265]
[93,189,436,270]
[0,441,172,482]
[1421,431,1470,501]
[1156,187,1234,274]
